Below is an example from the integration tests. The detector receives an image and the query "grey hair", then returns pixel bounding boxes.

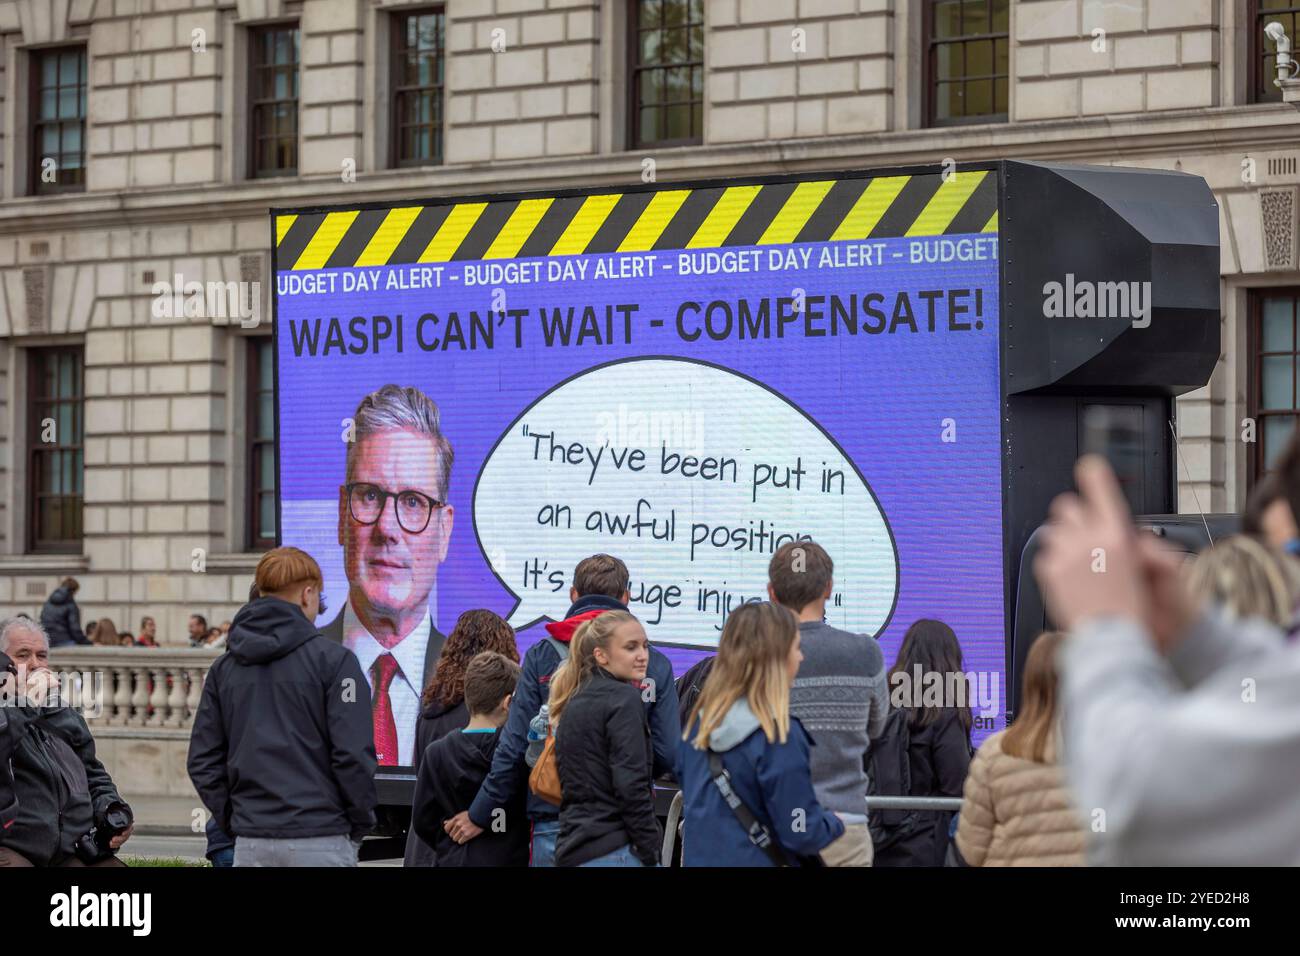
[0,616,49,654]
[346,384,454,497]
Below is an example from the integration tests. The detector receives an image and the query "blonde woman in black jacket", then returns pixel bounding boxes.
[548,610,661,867]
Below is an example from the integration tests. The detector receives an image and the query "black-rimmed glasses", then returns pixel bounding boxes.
[345,482,444,534]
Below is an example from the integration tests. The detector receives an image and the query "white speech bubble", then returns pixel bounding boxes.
[473,357,898,646]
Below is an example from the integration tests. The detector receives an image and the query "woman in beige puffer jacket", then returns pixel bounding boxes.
[955,631,1086,866]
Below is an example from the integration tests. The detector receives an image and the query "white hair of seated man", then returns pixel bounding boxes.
[0,616,49,654]
[0,618,56,705]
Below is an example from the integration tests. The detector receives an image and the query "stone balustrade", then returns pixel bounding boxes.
[47,646,223,831]
[50,646,221,729]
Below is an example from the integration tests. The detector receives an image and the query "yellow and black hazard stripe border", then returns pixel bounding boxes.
[272,165,999,273]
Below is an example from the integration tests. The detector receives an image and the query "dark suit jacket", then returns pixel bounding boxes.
[321,609,447,688]
[321,609,448,768]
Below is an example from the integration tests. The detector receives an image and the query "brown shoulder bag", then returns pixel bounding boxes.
[528,724,563,805]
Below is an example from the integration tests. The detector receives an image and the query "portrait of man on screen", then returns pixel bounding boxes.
[321,384,455,766]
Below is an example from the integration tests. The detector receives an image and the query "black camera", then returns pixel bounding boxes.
[73,802,133,864]
[0,650,14,676]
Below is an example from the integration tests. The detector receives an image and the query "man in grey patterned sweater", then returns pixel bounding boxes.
[768,540,890,867]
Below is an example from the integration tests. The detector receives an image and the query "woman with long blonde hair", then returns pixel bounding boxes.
[675,601,844,866]
[549,610,661,867]
[1186,534,1300,632]
[954,631,1086,866]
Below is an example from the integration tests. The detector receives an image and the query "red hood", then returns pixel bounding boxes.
[544,608,609,642]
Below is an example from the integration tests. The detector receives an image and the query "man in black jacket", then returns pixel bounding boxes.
[187,547,377,867]
[0,618,134,867]
[39,578,88,648]
[1,650,22,836]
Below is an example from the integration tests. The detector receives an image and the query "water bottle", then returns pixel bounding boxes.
[525,704,549,768]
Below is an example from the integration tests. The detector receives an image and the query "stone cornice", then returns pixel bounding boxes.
[2,104,1298,234]
[0,554,90,573]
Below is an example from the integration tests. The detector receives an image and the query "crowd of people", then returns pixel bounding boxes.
[10,436,1300,867]
[175,444,1300,869]
[35,578,228,649]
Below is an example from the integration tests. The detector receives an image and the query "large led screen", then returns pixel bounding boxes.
[273,170,1005,765]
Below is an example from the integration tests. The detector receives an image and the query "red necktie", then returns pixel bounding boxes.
[370,654,400,766]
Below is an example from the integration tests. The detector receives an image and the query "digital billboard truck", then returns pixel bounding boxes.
[270,160,1220,857]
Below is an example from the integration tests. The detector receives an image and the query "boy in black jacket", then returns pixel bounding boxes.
[413,652,528,866]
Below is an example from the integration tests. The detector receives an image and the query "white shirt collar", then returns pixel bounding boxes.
[341,600,431,685]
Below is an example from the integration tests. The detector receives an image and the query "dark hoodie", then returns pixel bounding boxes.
[40,587,88,648]
[412,727,529,867]
[415,699,470,762]
[402,697,469,866]
[467,594,680,828]
[186,596,378,841]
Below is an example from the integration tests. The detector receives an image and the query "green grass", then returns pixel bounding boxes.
[120,856,210,867]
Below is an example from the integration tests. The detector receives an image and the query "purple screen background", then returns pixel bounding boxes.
[275,233,1006,735]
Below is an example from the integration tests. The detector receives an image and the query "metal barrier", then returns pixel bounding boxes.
[867,796,963,811]
[660,793,964,865]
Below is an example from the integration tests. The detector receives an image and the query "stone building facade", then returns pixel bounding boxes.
[0,0,1297,643]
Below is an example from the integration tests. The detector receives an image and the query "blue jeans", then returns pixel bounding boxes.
[579,844,655,867]
[530,819,561,868]
[208,847,235,868]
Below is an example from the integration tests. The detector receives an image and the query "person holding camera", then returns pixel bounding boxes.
[0,617,134,868]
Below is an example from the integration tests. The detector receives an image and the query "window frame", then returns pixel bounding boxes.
[26,346,85,554]
[626,0,705,150]
[1247,288,1300,489]
[28,45,88,196]
[389,6,447,169]
[923,0,1010,128]
[247,22,301,180]
[1250,0,1300,104]
[246,336,278,551]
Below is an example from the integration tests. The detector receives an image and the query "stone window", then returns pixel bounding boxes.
[391,7,446,167]
[1254,0,1300,102]
[1250,291,1300,483]
[27,346,84,553]
[29,46,87,195]
[628,0,704,148]
[249,24,300,178]
[247,337,277,550]
[925,0,1009,126]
